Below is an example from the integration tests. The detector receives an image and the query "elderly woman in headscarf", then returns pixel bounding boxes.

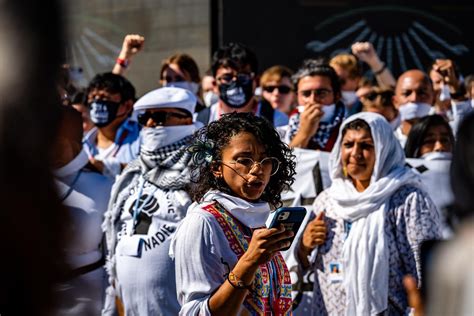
[295,112,441,315]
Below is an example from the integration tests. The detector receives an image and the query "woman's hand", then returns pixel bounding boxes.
[241,225,294,267]
[208,225,293,314]
[301,212,326,255]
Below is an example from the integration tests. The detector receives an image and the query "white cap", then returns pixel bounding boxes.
[134,87,197,114]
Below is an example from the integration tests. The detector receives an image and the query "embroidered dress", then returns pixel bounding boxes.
[203,201,292,315]
[171,191,293,315]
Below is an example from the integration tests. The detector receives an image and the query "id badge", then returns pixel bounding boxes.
[116,234,144,258]
[328,261,343,283]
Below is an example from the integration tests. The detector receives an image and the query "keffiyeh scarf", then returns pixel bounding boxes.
[288,101,345,149]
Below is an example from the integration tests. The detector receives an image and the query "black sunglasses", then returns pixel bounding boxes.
[137,111,190,126]
[262,85,292,94]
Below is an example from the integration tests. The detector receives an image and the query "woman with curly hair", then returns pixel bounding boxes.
[170,112,297,315]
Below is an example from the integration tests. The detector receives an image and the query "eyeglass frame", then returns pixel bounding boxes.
[219,156,281,176]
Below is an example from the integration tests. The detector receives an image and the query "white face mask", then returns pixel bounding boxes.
[398,102,432,121]
[203,91,219,107]
[438,83,451,102]
[140,125,196,152]
[298,104,336,123]
[164,81,199,95]
[420,151,453,161]
[341,91,358,106]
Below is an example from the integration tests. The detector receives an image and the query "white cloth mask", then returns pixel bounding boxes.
[298,103,336,123]
[399,102,432,121]
[438,84,451,102]
[341,91,358,106]
[141,125,196,152]
[420,151,453,161]
[203,91,219,107]
[164,81,199,95]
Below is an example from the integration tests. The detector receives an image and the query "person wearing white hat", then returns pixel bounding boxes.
[102,87,200,315]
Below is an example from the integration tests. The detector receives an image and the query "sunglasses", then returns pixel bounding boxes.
[299,88,333,98]
[262,85,292,94]
[137,111,190,126]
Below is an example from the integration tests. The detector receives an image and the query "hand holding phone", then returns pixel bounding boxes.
[268,207,307,251]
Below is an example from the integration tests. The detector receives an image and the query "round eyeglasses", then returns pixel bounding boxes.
[220,157,281,176]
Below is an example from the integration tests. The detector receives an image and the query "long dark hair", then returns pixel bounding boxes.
[404,114,454,158]
[189,112,296,208]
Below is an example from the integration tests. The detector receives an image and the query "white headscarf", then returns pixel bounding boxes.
[328,112,421,315]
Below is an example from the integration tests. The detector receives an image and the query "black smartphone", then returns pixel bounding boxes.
[268,207,307,251]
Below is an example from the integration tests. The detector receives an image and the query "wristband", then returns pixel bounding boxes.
[373,63,386,75]
[116,57,129,68]
[227,271,252,290]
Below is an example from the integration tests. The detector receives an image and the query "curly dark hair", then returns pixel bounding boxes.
[189,112,296,208]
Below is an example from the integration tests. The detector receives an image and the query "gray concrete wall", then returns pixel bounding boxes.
[65,0,211,97]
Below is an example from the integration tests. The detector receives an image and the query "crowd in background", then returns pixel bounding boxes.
[31,30,474,315]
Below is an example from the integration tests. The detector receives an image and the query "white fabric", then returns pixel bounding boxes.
[394,126,407,148]
[164,81,200,96]
[398,102,432,121]
[420,151,453,161]
[327,112,422,315]
[389,113,401,131]
[113,184,191,315]
[140,124,198,152]
[53,150,113,315]
[298,103,336,123]
[134,87,197,114]
[53,148,89,178]
[203,91,219,107]
[170,191,271,315]
[438,83,451,102]
[202,190,271,228]
[82,118,141,179]
[341,91,358,106]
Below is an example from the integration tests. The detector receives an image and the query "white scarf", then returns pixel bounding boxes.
[202,190,270,228]
[327,112,421,315]
[52,148,89,178]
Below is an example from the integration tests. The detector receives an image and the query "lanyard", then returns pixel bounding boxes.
[129,177,158,236]
[59,170,82,202]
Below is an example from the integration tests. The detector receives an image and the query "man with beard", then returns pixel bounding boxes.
[196,42,288,127]
[102,87,200,315]
[83,72,141,179]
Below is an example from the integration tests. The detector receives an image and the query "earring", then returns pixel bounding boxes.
[342,165,348,178]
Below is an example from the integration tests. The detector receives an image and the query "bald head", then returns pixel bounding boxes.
[393,69,434,108]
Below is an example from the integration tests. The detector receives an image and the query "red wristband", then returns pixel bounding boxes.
[116,57,129,68]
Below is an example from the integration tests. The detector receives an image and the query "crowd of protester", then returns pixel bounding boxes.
[43,32,474,315]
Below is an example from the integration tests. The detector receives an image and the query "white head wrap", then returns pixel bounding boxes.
[328,112,421,315]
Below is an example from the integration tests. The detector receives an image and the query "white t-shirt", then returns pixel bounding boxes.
[113,179,191,315]
[52,149,113,315]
